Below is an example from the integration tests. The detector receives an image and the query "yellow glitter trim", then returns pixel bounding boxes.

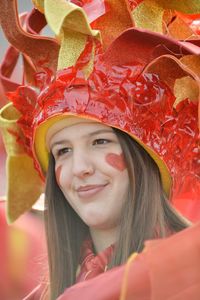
[119,252,138,300]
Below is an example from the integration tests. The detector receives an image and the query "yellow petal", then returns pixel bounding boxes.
[180,55,200,78]
[167,16,195,39]
[174,76,199,107]
[93,0,134,49]
[132,0,200,34]
[44,0,99,70]
[0,103,44,223]
[132,1,164,33]
[6,154,44,223]
[144,54,200,107]
[32,0,44,13]
[0,103,22,155]
[153,0,200,14]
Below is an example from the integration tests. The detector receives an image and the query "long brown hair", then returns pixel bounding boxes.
[110,129,189,266]
[44,128,188,299]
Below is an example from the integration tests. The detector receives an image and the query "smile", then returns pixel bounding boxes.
[76,184,108,198]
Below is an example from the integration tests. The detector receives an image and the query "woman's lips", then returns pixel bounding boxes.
[76,184,108,198]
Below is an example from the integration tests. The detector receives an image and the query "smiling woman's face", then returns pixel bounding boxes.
[49,120,129,230]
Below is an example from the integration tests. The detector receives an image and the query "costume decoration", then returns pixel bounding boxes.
[0,8,47,223]
[0,0,200,224]
[130,0,200,39]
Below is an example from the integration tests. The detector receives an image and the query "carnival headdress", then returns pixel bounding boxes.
[0,0,199,223]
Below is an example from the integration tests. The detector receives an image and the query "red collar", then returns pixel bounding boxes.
[76,239,114,282]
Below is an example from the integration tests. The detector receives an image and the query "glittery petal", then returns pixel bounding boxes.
[0,103,43,223]
[174,76,199,106]
[153,0,200,14]
[91,0,134,49]
[132,1,164,33]
[167,16,195,40]
[131,0,200,38]
[44,0,100,70]
[32,0,44,13]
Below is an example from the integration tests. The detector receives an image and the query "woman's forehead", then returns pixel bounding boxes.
[48,118,113,147]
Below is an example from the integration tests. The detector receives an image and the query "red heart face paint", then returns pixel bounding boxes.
[55,165,62,185]
[105,153,126,171]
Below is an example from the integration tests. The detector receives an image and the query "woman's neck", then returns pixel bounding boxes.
[89,226,119,253]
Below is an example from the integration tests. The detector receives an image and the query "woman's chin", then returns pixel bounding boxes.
[81,212,107,229]
[77,204,118,230]
[82,214,116,231]
[83,218,106,229]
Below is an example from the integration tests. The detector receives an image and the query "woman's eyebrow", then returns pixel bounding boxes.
[88,129,113,137]
[50,140,68,150]
[50,129,113,149]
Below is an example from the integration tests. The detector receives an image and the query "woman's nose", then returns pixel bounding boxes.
[72,151,94,178]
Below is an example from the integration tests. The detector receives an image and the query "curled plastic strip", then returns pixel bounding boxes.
[0,0,59,73]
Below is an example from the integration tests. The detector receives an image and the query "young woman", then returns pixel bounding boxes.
[0,1,199,300]
[44,117,188,299]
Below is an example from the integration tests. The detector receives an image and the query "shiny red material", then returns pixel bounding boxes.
[8,55,200,204]
[6,26,200,220]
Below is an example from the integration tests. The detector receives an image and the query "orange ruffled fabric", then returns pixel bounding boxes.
[57,222,200,300]
[23,238,114,299]
[24,223,200,299]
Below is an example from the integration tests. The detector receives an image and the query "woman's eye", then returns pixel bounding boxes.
[56,147,71,157]
[93,139,110,145]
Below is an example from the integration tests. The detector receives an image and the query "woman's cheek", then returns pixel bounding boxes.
[55,165,62,186]
[105,153,126,171]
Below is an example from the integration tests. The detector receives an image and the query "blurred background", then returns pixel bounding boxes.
[0,1,32,56]
[0,1,33,195]
[0,3,46,299]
